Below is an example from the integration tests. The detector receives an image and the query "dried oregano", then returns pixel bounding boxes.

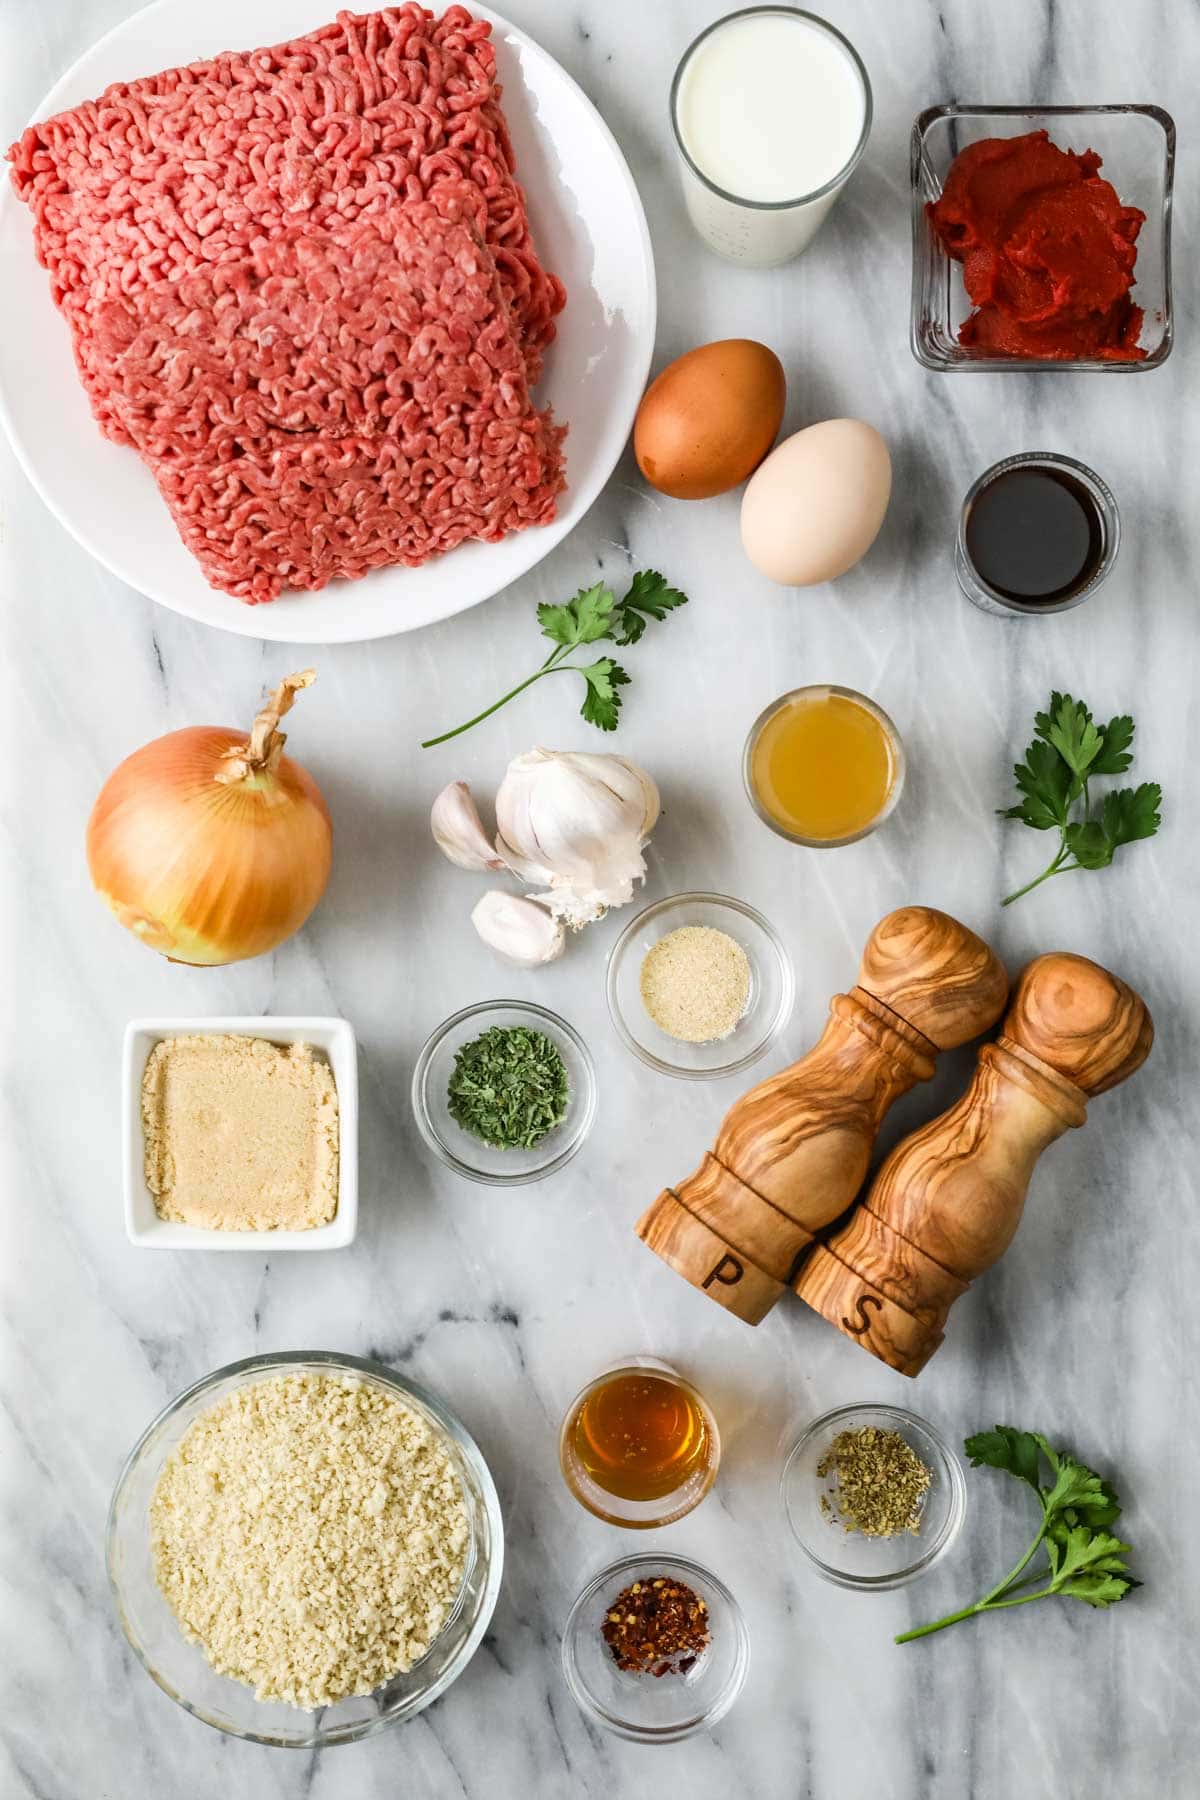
[818,1426,933,1538]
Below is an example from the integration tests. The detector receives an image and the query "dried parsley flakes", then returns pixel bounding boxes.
[446,1024,569,1150]
[817,1425,933,1538]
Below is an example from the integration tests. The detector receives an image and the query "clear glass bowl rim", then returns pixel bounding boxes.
[557,1363,722,1527]
[106,1349,505,1747]
[956,450,1121,614]
[605,890,795,1080]
[910,102,1176,373]
[669,5,873,210]
[742,685,907,847]
[780,1401,967,1590]
[411,997,598,1185]
[561,1551,751,1743]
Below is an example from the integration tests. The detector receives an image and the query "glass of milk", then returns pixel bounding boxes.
[670,7,872,266]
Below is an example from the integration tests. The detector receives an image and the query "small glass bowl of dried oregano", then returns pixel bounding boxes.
[781,1404,967,1590]
[412,1000,597,1185]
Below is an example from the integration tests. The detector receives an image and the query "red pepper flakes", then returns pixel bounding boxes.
[601,1577,711,1677]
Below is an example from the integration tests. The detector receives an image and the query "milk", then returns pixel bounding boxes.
[671,8,871,266]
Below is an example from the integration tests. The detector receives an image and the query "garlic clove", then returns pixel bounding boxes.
[471,890,566,967]
[431,781,508,872]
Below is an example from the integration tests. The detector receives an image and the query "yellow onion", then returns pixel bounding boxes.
[86,670,332,966]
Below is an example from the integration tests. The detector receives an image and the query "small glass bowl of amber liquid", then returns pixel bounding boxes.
[743,684,906,847]
[559,1360,721,1528]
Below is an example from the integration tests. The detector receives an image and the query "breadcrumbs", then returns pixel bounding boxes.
[149,1374,469,1709]
[639,925,752,1043]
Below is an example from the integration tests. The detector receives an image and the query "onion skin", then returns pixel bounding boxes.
[87,709,332,967]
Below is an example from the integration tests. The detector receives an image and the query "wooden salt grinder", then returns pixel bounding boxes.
[634,907,1010,1324]
[794,952,1154,1374]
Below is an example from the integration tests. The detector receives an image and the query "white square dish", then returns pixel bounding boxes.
[123,1017,358,1250]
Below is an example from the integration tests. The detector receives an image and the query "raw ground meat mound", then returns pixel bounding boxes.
[6,5,567,603]
[100,204,565,599]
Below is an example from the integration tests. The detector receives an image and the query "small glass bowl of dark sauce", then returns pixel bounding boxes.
[956,452,1120,616]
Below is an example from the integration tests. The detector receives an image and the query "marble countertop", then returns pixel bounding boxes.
[2,1,1198,1795]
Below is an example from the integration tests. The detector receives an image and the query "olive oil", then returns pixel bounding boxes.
[748,687,900,843]
[571,1370,710,1503]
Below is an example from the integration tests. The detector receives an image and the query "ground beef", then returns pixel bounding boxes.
[10,4,565,426]
[6,6,567,603]
[106,204,564,600]
[95,197,541,450]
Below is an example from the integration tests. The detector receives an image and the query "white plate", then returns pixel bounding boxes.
[123,1017,358,1249]
[0,0,656,643]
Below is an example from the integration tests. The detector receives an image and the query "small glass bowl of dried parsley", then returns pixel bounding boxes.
[412,1001,597,1185]
[781,1404,967,1591]
[561,1553,749,1743]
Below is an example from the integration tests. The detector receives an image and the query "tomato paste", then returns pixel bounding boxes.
[928,131,1145,360]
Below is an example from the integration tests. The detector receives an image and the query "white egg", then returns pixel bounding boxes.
[740,418,892,586]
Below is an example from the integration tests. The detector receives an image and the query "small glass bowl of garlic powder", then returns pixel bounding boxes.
[606,893,794,1079]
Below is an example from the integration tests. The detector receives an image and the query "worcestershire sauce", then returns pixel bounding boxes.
[964,466,1105,605]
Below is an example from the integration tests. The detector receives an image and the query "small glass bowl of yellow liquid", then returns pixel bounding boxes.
[743,685,905,847]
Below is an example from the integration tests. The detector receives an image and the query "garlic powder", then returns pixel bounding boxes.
[639,925,752,1043]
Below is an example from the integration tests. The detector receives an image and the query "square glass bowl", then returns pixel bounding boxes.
[123,1018,358,1249]
[911,105,1175,371]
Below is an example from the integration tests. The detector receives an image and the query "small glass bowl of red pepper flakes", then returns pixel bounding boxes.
[561,1553,749,1743]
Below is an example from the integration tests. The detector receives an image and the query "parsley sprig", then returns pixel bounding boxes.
[421,571,688,747]
[896,1427,1138,1644]
[1000,692,1161,905]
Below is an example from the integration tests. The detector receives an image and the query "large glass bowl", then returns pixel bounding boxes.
[106,1351,504,1747]
[911,104,1174,371]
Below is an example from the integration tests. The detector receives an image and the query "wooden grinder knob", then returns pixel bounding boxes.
[795,952,1153,1373]
[634,907,1009,1324]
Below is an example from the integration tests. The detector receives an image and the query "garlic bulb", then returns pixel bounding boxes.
[471,891,565,967]
[495,748,660,928]
[431,781,509,873]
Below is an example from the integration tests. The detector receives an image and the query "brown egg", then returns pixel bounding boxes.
[634,339,786,500]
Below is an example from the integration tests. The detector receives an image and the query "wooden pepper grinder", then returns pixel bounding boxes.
[794,952,1153,1374]
[634,907,1009,1324]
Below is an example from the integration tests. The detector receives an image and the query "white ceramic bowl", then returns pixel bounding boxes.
[123,1017,358,1249]
[0,0,656,642]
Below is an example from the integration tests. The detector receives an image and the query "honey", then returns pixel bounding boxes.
[747,686,900,843]
[570,1370,711,1503]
